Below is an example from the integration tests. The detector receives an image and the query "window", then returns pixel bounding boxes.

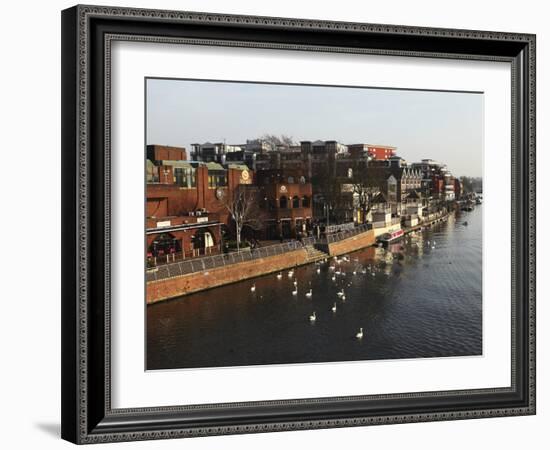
[208,170,227,188]
[279,196,288,209]
[173,167,196,188]
[302,196,310,207]
[292,196,300,208]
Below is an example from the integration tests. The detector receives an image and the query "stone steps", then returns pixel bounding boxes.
[305,245,329,262]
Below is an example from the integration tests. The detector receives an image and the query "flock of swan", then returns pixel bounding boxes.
[250,254,373,340]
[247,235,440,342]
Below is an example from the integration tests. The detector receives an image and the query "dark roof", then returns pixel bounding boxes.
[405,190,421,200]
[372,192,388,204]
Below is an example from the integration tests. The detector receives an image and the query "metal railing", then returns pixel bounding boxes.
[147,224,378,282]
[324,222,355,233]
[147,240,304,282]
[323,223,372,244]
[301,236,318,246]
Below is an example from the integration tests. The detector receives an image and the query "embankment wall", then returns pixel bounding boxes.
[147,247,309,304]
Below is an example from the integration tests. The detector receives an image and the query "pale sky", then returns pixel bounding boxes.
[146,78,483,177]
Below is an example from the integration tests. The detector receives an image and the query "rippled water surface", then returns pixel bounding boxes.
[147,207,482,370]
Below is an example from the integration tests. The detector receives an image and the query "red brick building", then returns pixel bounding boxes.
[147,144,187,162]
[367,145,396,160]
[146,147,252,261]
[256,170,313,239]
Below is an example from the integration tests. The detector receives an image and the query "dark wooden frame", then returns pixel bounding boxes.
[61,4,536,444]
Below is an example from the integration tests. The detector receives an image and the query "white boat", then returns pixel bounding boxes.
[378,229,404,245]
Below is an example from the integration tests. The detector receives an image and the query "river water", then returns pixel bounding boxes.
[147,206,482,370]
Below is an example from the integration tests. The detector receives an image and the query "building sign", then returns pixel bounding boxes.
[197,217,209,223]
[280,185,287,193]
[240,169,250,183]
[156,220,171,228]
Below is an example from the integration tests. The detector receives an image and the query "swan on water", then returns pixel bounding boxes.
[331,303,337,313]
[356,328,364,339]
[250,284,256,292]
[309,311,316,322]
[305,289,313,298]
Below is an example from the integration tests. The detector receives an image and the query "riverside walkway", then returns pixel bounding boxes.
[146,224,372,283]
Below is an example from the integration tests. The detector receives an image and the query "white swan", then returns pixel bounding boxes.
[356,327,364,339]
[331,303,337,313]
[288,270,294,278]
[292,287,298,296]
[337,289,345,298]
[293,280,298,286]
[305,289,313,298]
[276,272,282,280]
[331,275,336,281]
[250,284,256,292]
[309,311,316,322]
[316,267,321,274]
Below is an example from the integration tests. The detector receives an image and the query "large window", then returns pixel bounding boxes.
[292,196,300,208]
[208,171,227,188]
[173,167,196,188]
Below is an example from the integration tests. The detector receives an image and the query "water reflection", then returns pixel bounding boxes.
[147,207,482,370]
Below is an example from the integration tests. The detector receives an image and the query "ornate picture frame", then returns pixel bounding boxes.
[61,5,535,444]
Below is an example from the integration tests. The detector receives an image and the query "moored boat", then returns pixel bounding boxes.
[378,229,405,245]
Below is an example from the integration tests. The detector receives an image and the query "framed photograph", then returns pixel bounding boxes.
[61,5,536,444]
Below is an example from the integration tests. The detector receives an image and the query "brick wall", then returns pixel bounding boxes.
[147,248,309,303]
[326,229,376,257]
[147,144,187,161]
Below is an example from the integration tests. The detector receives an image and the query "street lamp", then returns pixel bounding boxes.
[324,203,332,228]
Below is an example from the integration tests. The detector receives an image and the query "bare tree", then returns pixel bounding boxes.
[311,163,343,224]
[348,163,387,224]
[220,186,264,251]
[259,134,295,151]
